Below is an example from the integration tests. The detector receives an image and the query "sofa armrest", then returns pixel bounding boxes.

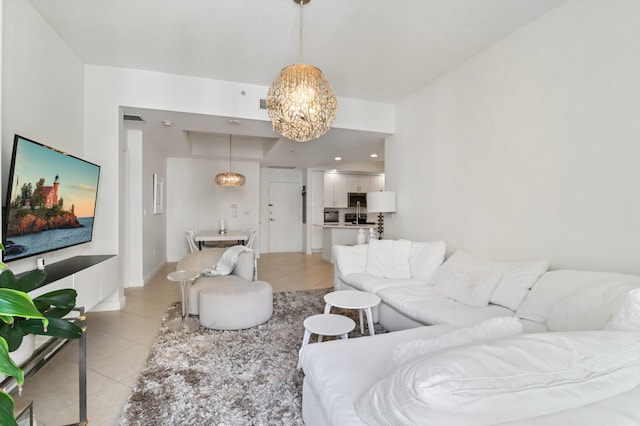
[177,249,256,281]
[234,251,256,281]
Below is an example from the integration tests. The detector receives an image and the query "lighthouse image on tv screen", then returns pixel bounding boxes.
[3,135,101,262]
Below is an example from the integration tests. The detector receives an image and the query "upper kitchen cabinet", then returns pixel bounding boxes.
[347,175,370,193]
[369,174,385,193]
[324,173,348,208]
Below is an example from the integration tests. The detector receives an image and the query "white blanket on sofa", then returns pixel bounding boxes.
[201,245,255,278]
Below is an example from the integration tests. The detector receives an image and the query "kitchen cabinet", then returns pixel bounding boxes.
[347,175,370,193]
[324,173,348,208]
[312,224,323,250]
[369,174,385,192]
[322,225,375,262]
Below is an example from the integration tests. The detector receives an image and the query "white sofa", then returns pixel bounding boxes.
[334,239,550,331]
[300,240,640,425]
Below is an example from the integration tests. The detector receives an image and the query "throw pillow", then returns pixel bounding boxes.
[364,239,412,279]
[355,331,640,426]
[431,251,501,307]
[606,288,640,331]
[392,316,522,365]
[489,259,549,311]
[333,244,368,276]
[403,239,446,282]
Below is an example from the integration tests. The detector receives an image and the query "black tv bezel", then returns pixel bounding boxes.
[2,134,101,263]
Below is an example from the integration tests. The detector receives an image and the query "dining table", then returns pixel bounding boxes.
[194,230,248,250]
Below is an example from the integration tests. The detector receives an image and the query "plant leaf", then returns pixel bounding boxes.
[0,392,18,426]
[20,317,83,340]
[34,288,77,311]
[0,323,26,352]
[0,337,23,383]
[0,269,46,293]
[0,289,47,321]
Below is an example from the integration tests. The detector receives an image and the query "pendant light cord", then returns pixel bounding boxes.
[299,0,304,63]
[229,134,232,172]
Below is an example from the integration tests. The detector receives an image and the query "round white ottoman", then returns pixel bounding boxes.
[198,280,273,330]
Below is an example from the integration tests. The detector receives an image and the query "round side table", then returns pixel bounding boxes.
[297,314,355,368]
[324,290,381,336]
[167,270,200,332]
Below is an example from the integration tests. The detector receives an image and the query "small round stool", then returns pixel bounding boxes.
[198,280,273,330]
[298,314,355,368]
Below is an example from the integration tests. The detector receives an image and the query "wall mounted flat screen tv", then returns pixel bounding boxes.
[2,135,101,262]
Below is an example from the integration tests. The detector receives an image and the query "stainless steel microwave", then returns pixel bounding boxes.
[348,192,367,207]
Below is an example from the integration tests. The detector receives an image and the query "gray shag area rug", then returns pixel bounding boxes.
[118,288,385,425]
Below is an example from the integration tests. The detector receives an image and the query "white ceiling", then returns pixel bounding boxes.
[29,0,566,170]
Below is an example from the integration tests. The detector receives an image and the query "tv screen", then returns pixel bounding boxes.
[2,135,100,262]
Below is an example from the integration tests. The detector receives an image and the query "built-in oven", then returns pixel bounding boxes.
[324,209,339,223]
[348,192,367,207]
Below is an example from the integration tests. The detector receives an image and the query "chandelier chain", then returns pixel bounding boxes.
[299,0,304,63]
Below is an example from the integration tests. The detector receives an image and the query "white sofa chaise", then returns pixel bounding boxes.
[176,248,257,316]
[302,241,640,425]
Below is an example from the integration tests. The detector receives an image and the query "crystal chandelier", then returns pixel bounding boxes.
[266,0,337,142]
[215,134,246,186]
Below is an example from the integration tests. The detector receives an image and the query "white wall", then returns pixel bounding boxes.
[1,0,89,273]
[166,157,260,261]
[126,129,143,286]
[142,133,167,279]
[387,0,640,275]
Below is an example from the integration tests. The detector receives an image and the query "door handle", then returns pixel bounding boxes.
[270,218,275,221]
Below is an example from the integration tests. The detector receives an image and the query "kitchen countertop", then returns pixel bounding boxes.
[323,223,376,228]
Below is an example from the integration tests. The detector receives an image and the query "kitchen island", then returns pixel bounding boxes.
[322,224,375,263]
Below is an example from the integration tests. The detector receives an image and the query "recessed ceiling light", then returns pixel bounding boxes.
[162,120,173,127]
[370,153,378,158]
[334,156,342,161]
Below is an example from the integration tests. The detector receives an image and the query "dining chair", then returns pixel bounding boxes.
[185,230,200,253]
[246,229,257,250]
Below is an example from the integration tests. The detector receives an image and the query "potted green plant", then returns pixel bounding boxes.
[0,275,48,425]
[0,243,83,425]
[0,267,83,353]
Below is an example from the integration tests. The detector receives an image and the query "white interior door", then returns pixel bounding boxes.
[269,182,302,253]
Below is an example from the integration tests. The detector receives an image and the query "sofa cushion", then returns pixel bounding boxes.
[604,288,640,331]
[365,239,412,279]
[431,251,502,307]
[188,274,248,315]
[377,285,514,328]
[334,244,368,276]
[392,316,522,366]
[405,239,446,282]
[516,270,640,327]
[341,273,426,294]
[355,331,640,426]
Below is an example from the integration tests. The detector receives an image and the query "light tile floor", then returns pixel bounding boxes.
[13,252,333,425]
